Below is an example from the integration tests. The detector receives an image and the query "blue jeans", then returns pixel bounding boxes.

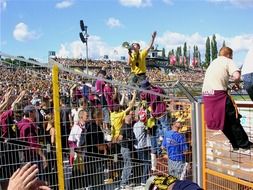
[243,73,253,101]
[168,159,185,179]
[137,148,150,184]
[150,114,170,155]
[120,147,132,186]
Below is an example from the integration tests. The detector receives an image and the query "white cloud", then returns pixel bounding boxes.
[0,0,7,10]
[157,31,253,65]
[13,22,40,42]
[157,32,253,53]
[56,35,128,60]
[57,44,70,58]
[119,0,152,7]
[56,32,253,65]
[106,17,123,28]
[208,0,253,8]
[55,0,73,9]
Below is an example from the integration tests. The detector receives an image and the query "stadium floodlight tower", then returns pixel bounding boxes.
[79,20,89,74]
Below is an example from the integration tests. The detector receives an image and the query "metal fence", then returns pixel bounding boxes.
[201,102,253,190]
[2,53,253,190]
[0,54,195,190]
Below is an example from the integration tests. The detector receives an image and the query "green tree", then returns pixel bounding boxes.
[205,37,211,66]
[183,42,187,57]
[176,46,182,65]
[211,34,218,60]
[162,48,166,57]
[222,40,226,47]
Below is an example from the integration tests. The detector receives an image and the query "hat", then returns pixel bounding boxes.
[23,105,36,114]
[140,80,151,89]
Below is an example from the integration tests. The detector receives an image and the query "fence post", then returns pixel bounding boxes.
[191,102,204,186]
[52,64,65,190]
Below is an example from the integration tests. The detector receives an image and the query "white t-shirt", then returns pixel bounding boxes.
[202,56,239,93]
[241,48,253,75]
[71,108,82,124]
[133,121,151,149]
[68,123,85,147]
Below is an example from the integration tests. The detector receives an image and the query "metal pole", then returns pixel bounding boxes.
[52,65,65,190]
[86,40,88,74]
[194,102,203,186]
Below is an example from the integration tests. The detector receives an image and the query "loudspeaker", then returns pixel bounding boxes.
[79,33,86,44]
[80,20,85,31]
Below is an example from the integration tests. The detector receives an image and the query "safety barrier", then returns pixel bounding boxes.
[201,102,253,190]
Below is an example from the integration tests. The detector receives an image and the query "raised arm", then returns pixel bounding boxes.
[125,90,137,114]
[146,31,157,52]
[11,90,26,109]
[0,88,13,113]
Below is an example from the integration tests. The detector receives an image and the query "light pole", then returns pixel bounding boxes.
[79,20,89,74]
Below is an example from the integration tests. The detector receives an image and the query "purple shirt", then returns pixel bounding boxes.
[103,84,118,111]
[95,80,105,95]
[0,109,13,138]
[140,86,167,118]
[17,118,40,148]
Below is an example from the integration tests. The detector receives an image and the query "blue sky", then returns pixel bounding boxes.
[1,0,253,66]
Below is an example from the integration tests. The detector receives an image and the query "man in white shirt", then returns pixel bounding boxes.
[202,47,253,151]
[241,47,253,101]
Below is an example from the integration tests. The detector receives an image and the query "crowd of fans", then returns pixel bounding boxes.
[0,59,198,190]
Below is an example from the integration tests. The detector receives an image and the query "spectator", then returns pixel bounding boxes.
[60,96,72,150]
[95,70,111,131]
[128,31,157,85]
[161,118,188,179]
[133,111,151,186]
[140,80,170,170]
[68,109,87,189]
[17,105,48,175]
[202,46,253,150]
[110,91,136,143]
[117,111,135,189]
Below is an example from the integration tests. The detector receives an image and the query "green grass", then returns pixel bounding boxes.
[232,95,252,101]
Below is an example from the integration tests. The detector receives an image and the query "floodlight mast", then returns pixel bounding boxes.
[79,20,89,74]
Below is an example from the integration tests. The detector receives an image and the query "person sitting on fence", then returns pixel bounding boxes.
[128,31,157,86]
[202,46,253,151]
[161,118,188,179]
